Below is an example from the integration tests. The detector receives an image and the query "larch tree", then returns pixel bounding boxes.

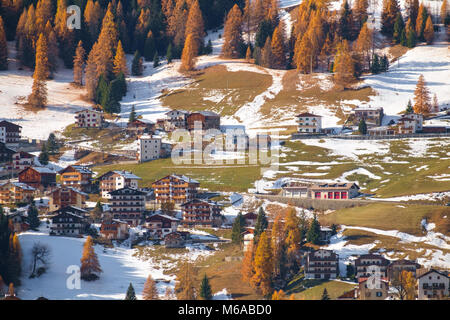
[294,32,313,73]
[185,0,205,55]
[221,4,244,59]
[405,0,419,26]
[333,39,356,88]
[354,22,373,71]
[441,0,449,24]
[28,33,49,108]
[114,40,128,76]
[284,207,301,268]
[415,4,428,40]
[80,236,102,281]
[261,36,272,68]
[353,0,369,30]
[142,275,159,300]
[180,33,197,72]
[241,239,255,282]
[271,213,286,278]
[0,16,8,70]
[423,15,434,44]
[35,0,53,33]
[413,74,431,115]
[175,262,197,300]
[251,231,273,296]
[270,25,286,69]
[84,0,102,43]
[47,30,59,78]
[245,45,252,62]
[73,41,85,86]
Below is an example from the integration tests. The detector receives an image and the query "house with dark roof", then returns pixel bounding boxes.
[144,213,180,239]
[0,142,16,163]
[0,120,22,144]
[354,254,390,279]
[108,187,146,226]
[304,249,339,280]
[296,112,322,134]
[357,277,390,300]
[181,199,222,227]
[59,165,94,192]
[18,166,57,191]
[309,182,360,200]
[49,207,88,236]
[0,181,36,204]
[5,151,35,173]
[97,170,142,198]
[152,174,200,204]
[48,186,88,211]
[417,269,449,300]
[387,259,421,279]
[187,111,220,131]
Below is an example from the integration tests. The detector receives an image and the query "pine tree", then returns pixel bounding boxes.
[131,51,143,76]
[175,262,197,300]
[261,36,272,68]
[47,133,59,154]
[423,16,434,45]
[142,275,159,300]
[339,0,354,40]
[321,288,330,300]
[405,0,419,26]
[251,231,273,296]
[129,106,137,123]
[166,43,173,64]
[221,4,244,59]
[306,214,321,244]
[0,16,8,70]
[413,74,431,115]
[185,0,205,55]
[73,41,86,86]
[353,0,369,30]
[80,236,102,281]
[47,31,59,78]
[144,31,156,61]
[28,33,49,108]
[27,203,40,230]
[204,40,213,55]
[405,99,414,113]
[125,283,137,300]
[199,274,212,300]
[406,25,417,48]
[231,212,245,245]
[393,12,405,44]
[254,207,268,240]
[38,143,49,165]
[153,53,160,68]
[180,33,197,72]
[359,119,367,134]
[114,40,128,76]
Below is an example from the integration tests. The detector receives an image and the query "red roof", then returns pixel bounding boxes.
[296,112,322,118]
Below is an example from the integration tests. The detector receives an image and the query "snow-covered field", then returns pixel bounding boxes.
[17,227,216,300]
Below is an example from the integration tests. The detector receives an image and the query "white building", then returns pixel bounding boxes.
[417,269,449,300]
[0,127,5,143]
[138,135,161,163]
[296,112,322,134]
[304,249,339,280]
[75,109,105,128]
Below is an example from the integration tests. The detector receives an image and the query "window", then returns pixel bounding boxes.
[376,292,382,297]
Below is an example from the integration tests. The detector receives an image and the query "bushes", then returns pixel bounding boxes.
[95,72,127,114]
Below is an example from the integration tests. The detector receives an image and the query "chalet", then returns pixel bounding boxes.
[387,259,421,279]
[97,170,142,199]
[5,151,35,172]
[319,226,334,243]
[165,110,189,130]
[164,232,186,248]
[152,174,200,204]
[353,107,384,126]
[127,119,155,136]
[417,269,449,300]
[74,109,105,128]
[304,249,339,280]
[0,181,36,204]
[187,111,220,131]
[309,182,360,200]
[367,126,396,136]
[0,120,22,144]
[100,219,129,240]
[181,199,222,227]
[49,207,88,236]
[357,277,390,300]
[281,182,310,198]
[6,210,29,233]
[0,142,15,163]
[296,112,322,134]
[59,165,94,192]
[108,187,146,226]
[18,166,57,191]
[243,212,258,227]
[137,135,161,163]
[144,213,180,239]
[48,186,88,211]
[243,230,254,252]
[396,116,417,134]
[354,254,390,279]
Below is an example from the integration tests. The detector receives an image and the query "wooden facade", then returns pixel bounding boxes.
[152,174,200,204]
[48,187,88,211]
[186,111,220,131]
[59,165,93,192]
[18,166,57,190]
[181,199,222,227]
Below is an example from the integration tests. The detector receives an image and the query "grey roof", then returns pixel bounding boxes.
[30,166,57,174]
[172,174,199,184]
[112,170,142,180]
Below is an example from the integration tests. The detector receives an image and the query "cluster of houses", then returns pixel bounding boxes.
[295,106,449,137]
[302,249,449,300]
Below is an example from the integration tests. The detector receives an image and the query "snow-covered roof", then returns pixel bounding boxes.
[112,170,142,180]
[29,166,57,174]
[60,165,93,174]
[172,174,199,184]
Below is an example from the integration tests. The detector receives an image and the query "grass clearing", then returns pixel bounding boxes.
[319,203,450,236]
[160,65,272,117]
